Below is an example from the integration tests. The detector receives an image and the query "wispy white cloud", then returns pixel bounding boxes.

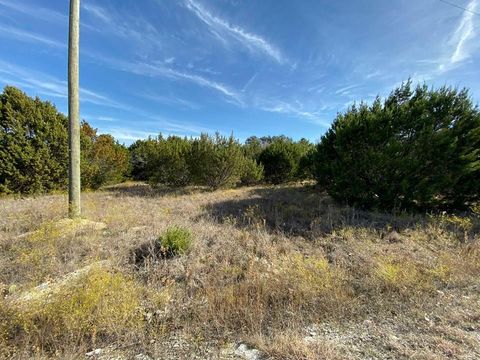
[81,3,111,24]
[0,60,129,110]
[335,84,362,96]
[146,116,215,135]
[141,93,200,110]
[241,73,258,93]
[97,116,214,144]
[450,0,478,63]
[81,111,216,143]
[184,0,286,64]
[439,0,478,71]
[89,53,244,105]
[97,116,117,122]
[81,2,164,50]
[134,63,242,103]
[0,0,67,23]
[98,128,158,143]
[0,24,65,48]
[258,99,330,127]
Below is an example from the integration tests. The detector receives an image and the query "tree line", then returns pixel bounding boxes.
[129,134,314,189]
[1,82,479,210]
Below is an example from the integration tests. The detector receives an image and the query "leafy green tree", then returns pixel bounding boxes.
[258,139,295,184]
[243,136,263,161]
[189,133,245,189]
[129,137,159,181]
[315,81,480,210]
[0,86,129,194]
[240,157,264,186]
[298,147,317,180]
[150,135,192,187]
[258,137,313,184]
[294,138,316,180]
[0,86,68,194]
[80,123,130,189]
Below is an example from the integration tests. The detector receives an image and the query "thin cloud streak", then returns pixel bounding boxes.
[438,0,478,72]
[136,63,241,102]
[258,100,331,127]
[0,0,67,23]
[89,53,244,105]
[451,0,478,64]
[184,0,285,64]
[141,93,201,110]
[81,3,111,24]
[81,2,164,49]
[0,60,130,110]
[0,24,65,48]
[146,116,215,135]
[99,128,158,142]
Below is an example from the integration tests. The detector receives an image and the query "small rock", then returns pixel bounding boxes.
[86,348,103,357]
[235,343,261,360]
[134,354,152,360]
[304,336,316,343]
[305,324,319,337]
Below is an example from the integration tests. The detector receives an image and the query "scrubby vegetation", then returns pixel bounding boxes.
[0,86,129,193]
[1,265,143,352]
[1,184,479,358]
[315,81,480,210]
[4,81,478,214]
[1,81,479,358]
[258,137,313,184]
[158,226,192,256]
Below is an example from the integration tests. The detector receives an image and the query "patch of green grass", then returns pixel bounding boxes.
[159,226,192,256]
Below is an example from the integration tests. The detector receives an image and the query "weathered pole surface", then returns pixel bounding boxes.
[68,0,81,218]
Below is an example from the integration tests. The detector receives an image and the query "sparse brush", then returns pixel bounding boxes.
[251,332,342,360]
[0,183,479,359]
[0,265,145,354]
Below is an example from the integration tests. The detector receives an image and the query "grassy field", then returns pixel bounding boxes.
[1,182,479,359]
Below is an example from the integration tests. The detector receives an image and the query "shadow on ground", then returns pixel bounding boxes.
[203,185,426,237]
[102,182,209,198]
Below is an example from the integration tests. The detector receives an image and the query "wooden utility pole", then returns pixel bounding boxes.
[68,0,81,218]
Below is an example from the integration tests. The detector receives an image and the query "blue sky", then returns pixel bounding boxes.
[0,0,479,144]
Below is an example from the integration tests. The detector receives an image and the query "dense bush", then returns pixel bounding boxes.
[189,133,245,189]
[259,138,314,184]
[0,86,130,194]
[0,86,68,194]
[151,135,192,187]
[132,134,312,188]
[240,157,264,185]
[314,81,480,210]
[81,123,130,189]
[243,136,263,161]
[129,137,159,181]
[131,134,264,189]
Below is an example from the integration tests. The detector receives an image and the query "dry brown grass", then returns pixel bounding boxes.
[0,182,479,359]
[250,331,342,360]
